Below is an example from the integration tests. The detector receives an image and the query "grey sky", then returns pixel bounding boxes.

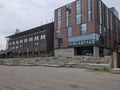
[0,0,120,50]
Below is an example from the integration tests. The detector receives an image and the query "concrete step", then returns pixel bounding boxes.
[111,68,120,74]
[40,64,64,67]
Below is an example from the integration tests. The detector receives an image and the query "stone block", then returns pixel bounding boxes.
[111,68,120,74]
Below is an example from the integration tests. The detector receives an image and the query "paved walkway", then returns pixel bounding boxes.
[0,65,120,90]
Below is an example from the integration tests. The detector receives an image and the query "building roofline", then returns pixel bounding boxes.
[6,22,54,38]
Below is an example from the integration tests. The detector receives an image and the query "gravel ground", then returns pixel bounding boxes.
[0,65,120,90]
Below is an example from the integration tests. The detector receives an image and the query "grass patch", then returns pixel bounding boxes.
[94,68,110,72]
[88,67,111,72]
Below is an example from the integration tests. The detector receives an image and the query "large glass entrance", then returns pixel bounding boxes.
[74,46,93,56]
[117,53,120,68]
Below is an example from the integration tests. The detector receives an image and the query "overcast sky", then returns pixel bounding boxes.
[0,0,120,50]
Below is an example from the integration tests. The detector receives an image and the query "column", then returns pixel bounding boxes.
[93,46,99,57]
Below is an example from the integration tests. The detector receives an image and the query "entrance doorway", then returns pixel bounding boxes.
[74,46,93,56]
[117,53,120,68]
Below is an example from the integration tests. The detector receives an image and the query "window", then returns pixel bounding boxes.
[24,38,28,43]
[68,33,100,46]
[88,0,92,21]
[16,40,19,44]
[66,4,72,27]
[99,25,102,34]
[81,23,87,34]
[34,42,39,47]
[12,46,15,50]
[67,27,72,37]
[16,46,19,49]
[110,12,113,30]
[66,11,69,27]
[40,35,46,40]
[57,8,61,29]
[56,30,61,38]
[99,0,102,24]
[40,42,45,47]
[76,0,82,24]
[20,39,23,44]
[96,0,99,22]
[106,8,109,29]
[12,41,15,45]
[58,8,61,18]
[29,37,33,42]
[58,39,63,48]
[34,36,39,41]
[103,27,106,36]
[58,20,61,29]
[9,42,12,46]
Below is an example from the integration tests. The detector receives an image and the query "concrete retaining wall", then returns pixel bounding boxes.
[0,56,112,70]
[55,48,74,57]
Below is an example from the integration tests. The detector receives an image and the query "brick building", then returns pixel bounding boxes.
[6,22,54,57]
[54,0,120,57]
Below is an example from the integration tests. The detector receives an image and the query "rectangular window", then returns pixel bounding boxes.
[81,23,87,34]
[58,9,61,18]
[12,41,15,45]
[58,20,61,29]
[67,27,72,37]
[68,33,100,46]
[99,0,102,24]
[16,40,19,44]
[9,42,11,46]
[96,0,99,22]
[103,27,106,36]
[56,30,61,38]
[58,39,63,48]
[66,4,72,27]
[40,35,46,40]
[24,38,28,43]
[110,12,113,30]
[76,0,82,24]
[57,8,61,29]
[99,25,102,34]
[43,35,46,39]
[88,0,92,21]
[29,37,33,42]
[34,36,39,41]
[106,8,109,29]
[34,42,39,47]
[40,42,45,47]
[20,39,23,44]
[66,11,69,27]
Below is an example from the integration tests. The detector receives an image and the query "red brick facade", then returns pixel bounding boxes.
[54,0,120,56]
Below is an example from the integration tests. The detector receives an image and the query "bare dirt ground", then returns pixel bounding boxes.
[0,65,120,90]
